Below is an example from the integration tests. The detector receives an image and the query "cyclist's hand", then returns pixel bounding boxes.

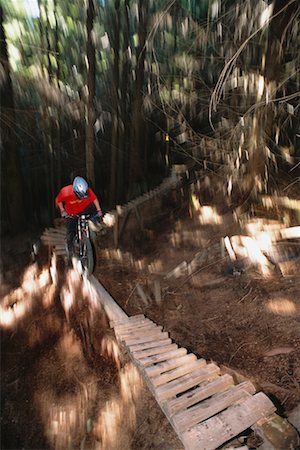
[61,210,68,219]
[96,210,103,219]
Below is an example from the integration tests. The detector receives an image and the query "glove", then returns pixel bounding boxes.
[91,211,102,225]
[61,210,68,218]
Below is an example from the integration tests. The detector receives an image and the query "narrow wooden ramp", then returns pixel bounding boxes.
[113,315,276,450]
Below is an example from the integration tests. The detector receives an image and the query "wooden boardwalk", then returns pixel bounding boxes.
[40,226,297,449]
[113,314,277,450]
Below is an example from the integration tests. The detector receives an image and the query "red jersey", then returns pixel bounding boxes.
[55,185,97,215]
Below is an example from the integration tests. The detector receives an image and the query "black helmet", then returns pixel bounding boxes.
[73,176,88,199]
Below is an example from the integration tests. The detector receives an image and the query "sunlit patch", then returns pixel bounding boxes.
[36,390,87,450]
[42,284,56,307]
[0,293,29,328]
[198,206,223,225]
[60,287,74,322]
[230,235,272,276]
[103,212,115,227]
[59,332,83,359]
[50,253,58,285]
[0,287,33,329]
[21,264,39,294]
[266,298,297,317]
[93,363,142,449]
[100,336,121,369]
[260,3,273,27]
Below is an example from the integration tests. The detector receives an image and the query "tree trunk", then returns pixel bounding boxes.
[86,0,96,187]
[0,6,25,234]
[130,0,149,188]
[119,0,130,203]
[109,0,121,206]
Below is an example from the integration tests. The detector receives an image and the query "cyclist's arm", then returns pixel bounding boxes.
[56,201,66,216]
[93,198,102,216]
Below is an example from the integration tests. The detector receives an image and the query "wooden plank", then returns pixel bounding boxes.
[165,374,234,416]
[145,353,197,378]
[129,337,172,353]
[113,318,151,331]
[112,314,145,326]
[172,381,256,433]
[133,342,176,359]
[138,347,188,367]
[114,320,153,331]
[152,360,206,387]
[180,392,276,450]
[115,322,156,335]
[118,325,163,339]
[280,226,300,240]
[125,331,169,346]
[156,363,220,402]
[42,238,65,243]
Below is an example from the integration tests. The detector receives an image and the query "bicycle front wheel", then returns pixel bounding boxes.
[80,238,95,275]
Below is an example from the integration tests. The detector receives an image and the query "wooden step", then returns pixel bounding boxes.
[165,373,234,416]
[112,316,280,450]
[156,363,220,402]
[118,325,163,339]
[151,359,206,387]
[132,340,174,356]
[138,347,188,367]
[172,380,256,433]
[180,392,276,450]
[125,332,169,346]
[145,353,196,377]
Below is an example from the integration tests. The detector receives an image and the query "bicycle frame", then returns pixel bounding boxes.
[70,214,95,274]
[77,215,90,249]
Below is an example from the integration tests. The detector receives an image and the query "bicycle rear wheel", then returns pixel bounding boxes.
[80,238,95,275]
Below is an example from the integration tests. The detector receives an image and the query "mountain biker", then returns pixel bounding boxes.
[55,176,103,257]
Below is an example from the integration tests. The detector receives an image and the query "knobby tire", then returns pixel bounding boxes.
[80,238,95,275]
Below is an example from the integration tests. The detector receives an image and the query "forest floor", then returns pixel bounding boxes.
[2,174,300,449]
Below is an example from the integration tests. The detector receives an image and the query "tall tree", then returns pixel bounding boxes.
[86,0,96,187]
[0,5,25,233]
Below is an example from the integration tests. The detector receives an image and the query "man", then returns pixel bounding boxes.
[55,176,102,257]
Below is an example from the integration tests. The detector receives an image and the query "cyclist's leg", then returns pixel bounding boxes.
[66,217,77,257]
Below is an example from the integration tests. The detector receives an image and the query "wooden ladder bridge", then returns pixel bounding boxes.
[40,225,298,450]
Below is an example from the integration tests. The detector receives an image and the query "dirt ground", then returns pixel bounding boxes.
[2,176,300,449]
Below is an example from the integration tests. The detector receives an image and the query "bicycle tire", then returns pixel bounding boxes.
[80,238,95,275]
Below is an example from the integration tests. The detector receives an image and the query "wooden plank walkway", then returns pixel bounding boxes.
[40,226,296,449]
[113,314,276,450]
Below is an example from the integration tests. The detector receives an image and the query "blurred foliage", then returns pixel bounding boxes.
[1,0,300,233]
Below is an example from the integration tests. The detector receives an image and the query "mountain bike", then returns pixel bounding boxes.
[67,214,98,275]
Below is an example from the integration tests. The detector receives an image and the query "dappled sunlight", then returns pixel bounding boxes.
[190,194,223,225]
[93,363,143,450]
[197,205,223,225]
[266,298,297,317]
[34,358,98,450]
[0,263,54,329]
[230,234,273,276]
